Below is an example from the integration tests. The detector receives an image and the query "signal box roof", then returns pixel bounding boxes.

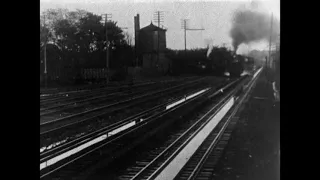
[140,22,167,32]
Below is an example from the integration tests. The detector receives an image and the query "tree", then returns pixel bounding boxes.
[40,8,70,44]
[77,13,104,54]
[105,21,125,47]
[40,8,130,84]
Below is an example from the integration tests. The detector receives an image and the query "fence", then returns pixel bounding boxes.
[81,68,108,80]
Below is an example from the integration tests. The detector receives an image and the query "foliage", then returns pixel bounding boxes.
[40,8,131,84]
[165,48,207,74]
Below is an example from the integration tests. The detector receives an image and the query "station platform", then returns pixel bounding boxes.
[212,71,280,180]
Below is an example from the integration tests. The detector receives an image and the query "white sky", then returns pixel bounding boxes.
[40,0,280,52]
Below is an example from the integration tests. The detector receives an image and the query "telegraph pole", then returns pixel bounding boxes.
[181,19,205,56]
[268,13,273,69]
[184,20,187,56]
[181,19,189,56]
[153,11,164,66]
[266,13,273,83]
[133,14,141,83]
[103,13,112,85]
[43,14,48,89]
[134,14,140,68]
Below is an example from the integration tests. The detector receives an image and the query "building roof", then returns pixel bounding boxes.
[140,22,167,32]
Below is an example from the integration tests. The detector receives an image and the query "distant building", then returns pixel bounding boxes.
[137,22,171,76]
[138,22,167,54]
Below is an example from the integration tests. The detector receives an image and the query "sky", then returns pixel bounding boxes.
[40,0,280,53]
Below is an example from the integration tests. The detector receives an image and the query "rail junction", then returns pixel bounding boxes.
[40,68,262,180]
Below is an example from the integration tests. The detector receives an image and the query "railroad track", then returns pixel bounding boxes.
[40,77,216,151]
[40,81,145,97]
[116,77,244,180]
[40,77,197,103]
[40,86,212,171]
[39,77,236,180]
[173,68,262,180]
[39,79,177,97]
[40,77,206,132]
[40,80,210,150]
[40,81,156,106]
[39,79,188,118]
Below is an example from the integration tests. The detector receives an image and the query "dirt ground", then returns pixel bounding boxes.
[212,72,280,180]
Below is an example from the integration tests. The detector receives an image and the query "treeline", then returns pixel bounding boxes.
[40,8,254,86]
[40,8,134,85]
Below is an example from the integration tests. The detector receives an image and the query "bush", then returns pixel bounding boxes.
[165,48,208,75]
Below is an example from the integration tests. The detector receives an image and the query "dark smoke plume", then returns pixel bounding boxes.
[230,9,280,52]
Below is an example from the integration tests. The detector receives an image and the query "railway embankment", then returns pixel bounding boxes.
[212,70,280,180]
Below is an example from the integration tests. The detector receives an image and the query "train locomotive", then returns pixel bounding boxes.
[227,54,245,77]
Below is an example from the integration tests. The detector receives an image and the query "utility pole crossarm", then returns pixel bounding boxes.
[186,28,205,30]
[181,18,205,55]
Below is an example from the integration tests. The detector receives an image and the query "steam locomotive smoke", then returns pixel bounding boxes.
[206,44,213,58]
[205,38,214,58]
[230,9,279,52]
